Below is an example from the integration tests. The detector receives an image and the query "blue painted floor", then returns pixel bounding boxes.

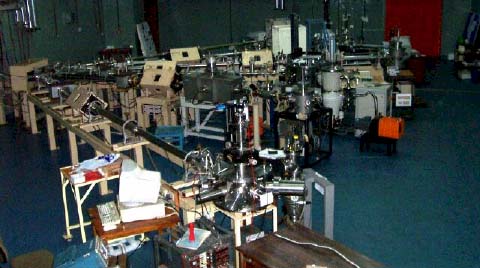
[1,60,479,268]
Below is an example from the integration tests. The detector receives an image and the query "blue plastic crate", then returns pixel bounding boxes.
[154,125,184,150]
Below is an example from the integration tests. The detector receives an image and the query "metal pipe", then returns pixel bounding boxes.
[27,94,114,155]
[301,66,306,96]
[128,40,260,62]
[329,33,336,63]
[24,0,32,28]
[20,6,26,26]
[240,71,277,76]
[200,40,261,51]
[94,106,187,160]
[253,102,260,150]
[15,9,21,23]
[275,0,285,10]
[290,13,299,53]
[264,181,305,195]
[177,62,241,69]
[196,187,228,203]
[28,0,38,29]
[324,0,330,29]
[342,54,379,61]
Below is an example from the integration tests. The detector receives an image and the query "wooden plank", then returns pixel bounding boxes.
[237,224,384,268]
[46,114,57,150]
[112,140,150,151]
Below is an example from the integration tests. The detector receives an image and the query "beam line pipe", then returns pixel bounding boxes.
[94,107,187,160]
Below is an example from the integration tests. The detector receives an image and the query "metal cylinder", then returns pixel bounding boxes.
[197,188,228,203]
[322,71,341,92]
[328,33,336,63]
[207,56,217,75]
[322,91,343,118]
[264,181,305,195]
[283,195,304,223]
[275,0,285,10]
[295,95,312,115]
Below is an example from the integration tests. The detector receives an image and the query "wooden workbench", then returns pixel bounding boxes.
[237,224,384,268]
[88,206,179,242]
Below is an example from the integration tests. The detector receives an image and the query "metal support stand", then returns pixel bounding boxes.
[180,97,225,141]
[303,168,334,240]
[273,107,333,167]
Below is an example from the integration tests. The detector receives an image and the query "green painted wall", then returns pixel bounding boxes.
[1,0,106,64]
[102,0,143,53]
[157,0,475,57]
[473,0,480,12]
[329,0,385,44]
[157,0,386,51]
[442,0,472,56]
[0,0,474,67]
[0,0,140,66]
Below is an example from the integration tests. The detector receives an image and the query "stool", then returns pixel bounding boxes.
[359,117,400,156]
[360,132,397,156]
[154,125,184,150]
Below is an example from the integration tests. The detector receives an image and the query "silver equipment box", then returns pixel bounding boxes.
[355,84,392,120]
[183,72,243,103]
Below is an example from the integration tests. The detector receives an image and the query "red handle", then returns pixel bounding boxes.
[189,222,195,241]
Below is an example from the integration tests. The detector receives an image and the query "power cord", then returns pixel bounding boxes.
[126,237,149,258]
[273,233,361,268]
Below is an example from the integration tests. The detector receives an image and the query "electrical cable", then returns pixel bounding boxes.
[145,146,159,172]
[126,237,149,258]
[273,233,361,268]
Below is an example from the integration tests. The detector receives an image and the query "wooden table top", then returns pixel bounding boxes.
[236,224,384,268]
[88,206,180,241]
